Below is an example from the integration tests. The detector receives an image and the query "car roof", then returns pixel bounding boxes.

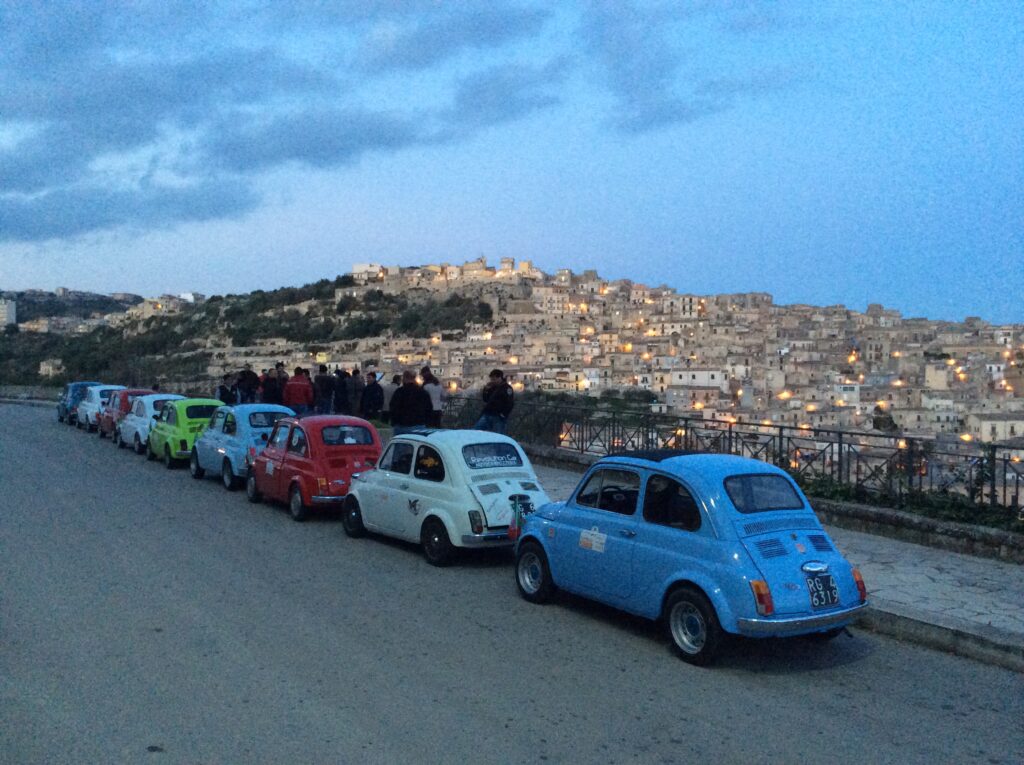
[280,414,375,432]
[135,393,184,404]
[170,397,223,409]
[217,403,295,415]
[86,383,126,391]
[391,428,520,447]
[596,451,789,479]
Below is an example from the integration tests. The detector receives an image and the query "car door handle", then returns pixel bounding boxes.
[618,529,636,538]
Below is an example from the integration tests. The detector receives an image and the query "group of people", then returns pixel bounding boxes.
[213,363,515,434]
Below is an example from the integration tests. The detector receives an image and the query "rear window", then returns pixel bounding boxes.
[724,474,804,514]
[99,388,120,400]
[321,425,374,446]
[152,399,172,413]
[462,443,523,470]
[249,411,288,429]
[186,405,219,420]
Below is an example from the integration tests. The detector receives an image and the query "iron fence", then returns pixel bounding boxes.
[443,395,1023,517]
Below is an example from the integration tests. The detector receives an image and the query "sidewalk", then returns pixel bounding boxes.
[533,464,1024,672]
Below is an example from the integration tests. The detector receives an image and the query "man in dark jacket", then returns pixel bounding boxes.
[474,368,514,434]
[215,373,237,405]
[389,370,433,435]
[313,364,335,414]
[359,372,384,421]
[237,363,260,403]
[333,368,350,414]
[261,363,286,404]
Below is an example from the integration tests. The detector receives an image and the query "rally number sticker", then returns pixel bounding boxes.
[578,526,606,553]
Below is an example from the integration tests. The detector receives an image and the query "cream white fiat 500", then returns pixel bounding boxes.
[342,429,550,565]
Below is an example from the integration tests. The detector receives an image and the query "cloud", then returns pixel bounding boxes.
[358,5,549,73]
[446,59,567,130]
[0,179,259,242]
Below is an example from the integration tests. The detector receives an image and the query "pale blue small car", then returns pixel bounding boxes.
[514,451,867,665]
[189,404,294,490]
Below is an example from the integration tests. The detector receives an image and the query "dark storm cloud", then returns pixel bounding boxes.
[358,5,550,73]
[0,180,258,242]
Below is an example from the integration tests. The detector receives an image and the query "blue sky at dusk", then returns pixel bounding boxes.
[1,1,1021,323]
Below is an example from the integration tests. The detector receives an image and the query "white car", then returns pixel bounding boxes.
[342,430,550,565]
[119,393,185,454]
[75,384,125,432]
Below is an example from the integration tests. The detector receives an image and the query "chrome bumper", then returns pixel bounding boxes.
[311,494,347,505]
[736,602,868,636]
[460,530,514,548]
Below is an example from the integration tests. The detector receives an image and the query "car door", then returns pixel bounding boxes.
[392,444,450,541]
[363,441,415,534]
[257,422,292,501]
[197,411,225,470]
[558,467,640,603]
[281,425,313,502]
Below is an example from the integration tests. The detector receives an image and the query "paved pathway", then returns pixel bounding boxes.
[533,463,1024,670]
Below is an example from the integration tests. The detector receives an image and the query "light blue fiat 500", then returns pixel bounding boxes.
[514,451,867,665]
[189,404,294,490]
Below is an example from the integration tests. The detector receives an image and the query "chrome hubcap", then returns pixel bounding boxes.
[670,602,706,654]
[518,552,542,593]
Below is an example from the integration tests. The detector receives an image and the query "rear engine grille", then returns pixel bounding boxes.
[755,538,787,558]
[808,534,834,553]
[478,484,501,495]
[742,516,817,536]
[520,481,539,491]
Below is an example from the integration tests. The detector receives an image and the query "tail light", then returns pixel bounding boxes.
[852,568,867,602]
[750,580,774,616]
[468,510,483,534]
[508,513,520,541]
[317,477,328,492]
[246,446,257,466]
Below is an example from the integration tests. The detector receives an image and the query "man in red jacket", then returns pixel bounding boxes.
[283,367,315,415]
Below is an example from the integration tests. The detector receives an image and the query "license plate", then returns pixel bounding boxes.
[806,573,840,610]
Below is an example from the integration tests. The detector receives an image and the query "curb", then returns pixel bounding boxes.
[857,600,1024,673]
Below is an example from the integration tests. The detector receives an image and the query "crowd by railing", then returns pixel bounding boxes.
[443,395,1024,519]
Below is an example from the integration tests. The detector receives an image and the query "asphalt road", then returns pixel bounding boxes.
[1,403,1022,765]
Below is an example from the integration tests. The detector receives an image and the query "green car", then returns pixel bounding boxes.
[147,398,222,469]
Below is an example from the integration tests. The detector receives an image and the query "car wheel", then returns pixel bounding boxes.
[146,440,157,461]
[75,416,83,430]
[421,517,454,567]
[97,424,106,439]
[342,496,366,537]
[221,459,237,491]
[803,627,845,643]
[189,450,205,479]
[57,410,64,423]
[665,587,722,666]
[115,429,126,449]
[164,446,175,470]
[289,485,308,522]
[246,470,262,504]
[134,434,145,455]
[515,540,555,604]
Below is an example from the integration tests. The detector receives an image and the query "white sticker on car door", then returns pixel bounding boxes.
[579,526,606,553]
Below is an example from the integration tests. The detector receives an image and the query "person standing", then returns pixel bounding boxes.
[283,367,314,415]
[380,374,400,424]
[313,364,335,414]
[389,370,433,435]
[262,363,286,405]
[333,368,351,414]
[237,363,260,403]
[360,372,384,421]
[420,366,444,428]
[350,367,365,416]
[474,368,514,434]
[215,373,237,405]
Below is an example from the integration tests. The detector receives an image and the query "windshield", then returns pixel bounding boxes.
[462,442,523,470]
[724,474,805,514]
[321,425,374,446]
[186,405,219,420]
[249,411,288,429]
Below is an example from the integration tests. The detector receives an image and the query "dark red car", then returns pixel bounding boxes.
[247,415,383,522]
[98,388,153,444]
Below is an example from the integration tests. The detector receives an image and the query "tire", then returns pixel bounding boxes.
[665,587,722,666]
[221,459,237,491]
[97,424,106,439]
[342,496,366,537]
[421,517,454,567]
[189,450,205,479]
[134,434,145,455]
[115,429,126,449]
[164,446,176,470]
[246,470,262,503]
[515,540,555,604]
[57,410,64,423]
[75,416,83,430]
[146,440,157,461]
[289,485,308,522]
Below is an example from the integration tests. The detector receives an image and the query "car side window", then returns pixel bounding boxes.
[223,414,236,435]
[210,411,225,430]
[575,469,640,515]
[134,401,144,417]
[643,475,702,532]
[166,408,177,426]
[413,445,445,482]
[379,442,414,474]
[269,424,290,449]
[288,427,308,456]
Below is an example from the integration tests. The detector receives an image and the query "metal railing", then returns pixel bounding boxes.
[443,395,1023,517]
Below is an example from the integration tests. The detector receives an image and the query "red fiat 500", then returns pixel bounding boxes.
[247,415,382,522]
[98,388,153,441]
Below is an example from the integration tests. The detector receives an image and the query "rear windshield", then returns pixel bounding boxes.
[186,405,219,420]
[152,399,172,413]
[321,425,374,446]
[249,411,288,429]
[724,474,804,514]
[462,443,523,470]
[99,388,120,400]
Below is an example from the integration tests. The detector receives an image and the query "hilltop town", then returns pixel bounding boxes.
[4,257,1022,445]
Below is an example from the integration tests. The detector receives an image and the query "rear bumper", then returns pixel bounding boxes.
[460,530,514,548]
[311,494,347,505]
[736,602,868,636]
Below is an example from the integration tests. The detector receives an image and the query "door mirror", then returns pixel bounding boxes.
[261,433,269,442]
[152,414,159,421]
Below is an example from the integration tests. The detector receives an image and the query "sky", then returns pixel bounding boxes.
[0,1,1021,323]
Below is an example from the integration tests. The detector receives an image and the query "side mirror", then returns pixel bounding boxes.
[152,414,159,421]
[261,433,269,442]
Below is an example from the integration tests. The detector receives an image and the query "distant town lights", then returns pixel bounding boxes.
[959,433,974,442]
